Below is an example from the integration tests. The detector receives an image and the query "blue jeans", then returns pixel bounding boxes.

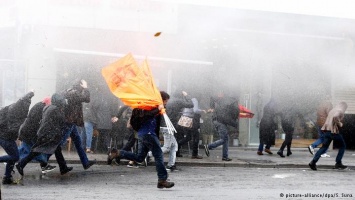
[18,141,48,165]
[0,138,19,178]
[62,123,89,167]
[312,131,345,164]
[83,121,94,149]
[208,121,229,158]
[258,143,271,152]
[311,126,328,153]
[120,134,168,180]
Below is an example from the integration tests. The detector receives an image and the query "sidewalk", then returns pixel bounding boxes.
[44,147,355,169]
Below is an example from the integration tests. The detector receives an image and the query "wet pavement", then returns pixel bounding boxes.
[42,146,355,170]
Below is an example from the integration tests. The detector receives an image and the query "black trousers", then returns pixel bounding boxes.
[177,126,200,156]
[279,131,293,153]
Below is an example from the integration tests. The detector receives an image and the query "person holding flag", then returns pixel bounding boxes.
[107,91,174,189]
[102,53,175,188]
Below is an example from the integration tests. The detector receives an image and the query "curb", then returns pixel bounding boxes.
[51,158,340,170]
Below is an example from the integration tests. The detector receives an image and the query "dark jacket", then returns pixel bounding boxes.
[116,105,132,120]
[259,99,278,145]
[31,94,67,154]
[166,93,194,126]
[0,92,34,141]
[62,83,90,127]
[210,96,239,128]
[18,101,46,143]
[130,107,161,136]
[281,110,296,134]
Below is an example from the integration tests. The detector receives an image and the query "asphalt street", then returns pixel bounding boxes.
[1,147,355,200]
[1,164,354,200]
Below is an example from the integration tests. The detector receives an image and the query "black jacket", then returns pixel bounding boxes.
[210,96,239,128]
[18,101,46,143]
[31,104,66,154]
[259,99,278,145]
[0,92,34,141]
[281,110,296,134]
[62,85,90,126]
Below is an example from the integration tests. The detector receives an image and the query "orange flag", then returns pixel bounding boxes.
[102,53,162,110]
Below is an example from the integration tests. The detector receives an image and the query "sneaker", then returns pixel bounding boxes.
[157,179,175,189]
[84,160,96,170]
[264,149,273,154]
[166,165,178,172]
[309,161,317,171]
[60,167,73,175]
[334,162,347,169]
[15,164,24,176]
[127,161,139,169]
[308,145,315,155]
[2,176,16,185]
[41,164,56,174]
[86,149,94,154]
[204,145,210,157]
[107,148,120,165]
[321,153,330,158]
[222,157,232,161]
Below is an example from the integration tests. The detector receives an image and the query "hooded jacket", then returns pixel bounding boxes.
[0,92,34,141]
[321,102,347,134]
[31,93,67,154]
[166,91,194,126]
[18,101,46,143]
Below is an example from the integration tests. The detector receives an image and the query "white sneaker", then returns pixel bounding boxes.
[308,145,315,155]
[321,153,330,158]
[41,164,56,174]
[127,161,139,168]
